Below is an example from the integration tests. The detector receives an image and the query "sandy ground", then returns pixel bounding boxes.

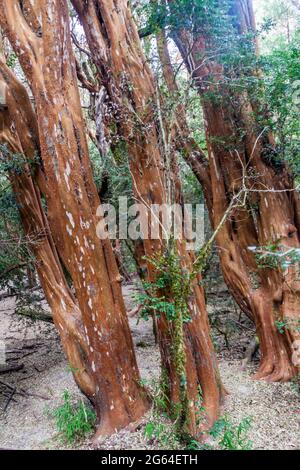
[0,284,299,450]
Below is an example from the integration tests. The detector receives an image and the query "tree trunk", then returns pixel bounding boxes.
[155,29,213,214]
[171,0,300,381]
[72,0,224,435]
[0,62,95,397]
[0,0,149,438]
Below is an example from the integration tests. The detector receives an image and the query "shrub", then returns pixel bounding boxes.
[51,390,96,444]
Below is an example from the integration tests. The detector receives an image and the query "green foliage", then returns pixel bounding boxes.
[0,188,33,294]
[210,416,253,450]
[251,243,300,271]
[135,287,177,322]
[260,37,300,174]
[135,244,199,428]
[142,0,240,45]
[134,246,192,325]
[185,439,213,450]
[134,237,217,431]
[142,0,299,177]
[88,140,133,203]
[275,318,300,335]
[141,0,257,75]
[144,420,181,449]
[179,158,205,204]
[185,415,253,450]
[0,144,40,174]
[6,52,17,68]
[0,145,42,299]
[140,375,181,449]
[275,319,288,334]
[50,390,96,444]
[134,255,191,325]
[112,138,129,165]
[256,0,300,52]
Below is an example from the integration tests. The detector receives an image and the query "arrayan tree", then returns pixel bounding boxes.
[154,0,300,381]
[0,57,95,397]
[72,0,225,434]
[3,0,298,447]
[0,0,150,439]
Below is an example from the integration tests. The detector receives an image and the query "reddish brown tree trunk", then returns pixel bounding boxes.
[171,0,300,381]
[72,0,224,435]
[156,29,213,214]
[0,0,149,438]
[0,59,95,398]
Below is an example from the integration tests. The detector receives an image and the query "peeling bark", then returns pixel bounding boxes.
[72,0,224,435]
[0,61,95,397]
[156,29,213,213]
[0,0,149,438]
[171,0,300,381]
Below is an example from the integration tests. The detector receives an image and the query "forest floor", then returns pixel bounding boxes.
[0,281,299,450]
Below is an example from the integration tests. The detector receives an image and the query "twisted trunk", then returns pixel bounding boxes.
[156,29,213,213]
[171,0,300,381]
[0,74,95,397]
[0,0,149,437]
[72,0,224,435]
